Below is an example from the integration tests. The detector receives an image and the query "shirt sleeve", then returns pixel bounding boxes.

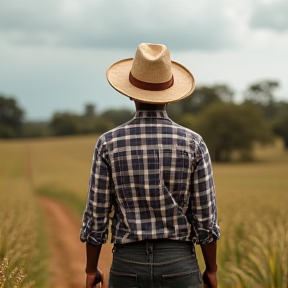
[80,141,112,245]
[190,139,220,244]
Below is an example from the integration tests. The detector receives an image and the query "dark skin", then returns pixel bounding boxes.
[133,100,167,111]
[85,99,218,288]
[201,240,218,288]
[85,243,105,288]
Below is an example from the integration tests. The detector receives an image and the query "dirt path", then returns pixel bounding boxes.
[38,196,113,288]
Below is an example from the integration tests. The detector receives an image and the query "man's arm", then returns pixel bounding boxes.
[85,242,103,288]
[191,139,220,287]
[200,240,218,288]
[81,141,112,287]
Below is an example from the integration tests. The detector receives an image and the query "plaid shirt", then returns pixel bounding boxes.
[80,110,220,245]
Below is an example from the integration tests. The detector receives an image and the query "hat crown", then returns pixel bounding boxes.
[131,43,172,84]
[106,42,195,104]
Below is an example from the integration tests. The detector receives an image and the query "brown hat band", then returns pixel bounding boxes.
[129,72,174,91]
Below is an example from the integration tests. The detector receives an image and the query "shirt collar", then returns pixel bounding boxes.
[134,110,170,119]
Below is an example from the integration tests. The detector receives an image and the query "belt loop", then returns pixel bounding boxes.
[191,244,195,256]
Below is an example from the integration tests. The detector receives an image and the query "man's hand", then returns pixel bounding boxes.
[200,240,218,288]
[86,268,105,288]
[203,270,217,288]
[85,243,104,287]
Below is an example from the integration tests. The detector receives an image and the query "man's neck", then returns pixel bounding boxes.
[134,100,167,111]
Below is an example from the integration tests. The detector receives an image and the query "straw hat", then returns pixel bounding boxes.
[106,43,195,104]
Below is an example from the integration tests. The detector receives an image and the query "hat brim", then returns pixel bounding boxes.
[106,58,196,104]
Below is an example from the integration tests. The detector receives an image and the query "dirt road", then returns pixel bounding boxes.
[38,197,113,288]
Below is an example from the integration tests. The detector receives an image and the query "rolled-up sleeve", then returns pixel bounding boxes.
[190,139,220,244]
[80,140,112,245]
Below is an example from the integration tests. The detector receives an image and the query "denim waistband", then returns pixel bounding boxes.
[112,239,196,266]
[114,239,193,250]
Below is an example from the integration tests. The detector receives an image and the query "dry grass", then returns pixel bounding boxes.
[0,142,48,288]
[0,257,30,288]
[28,135,97,197]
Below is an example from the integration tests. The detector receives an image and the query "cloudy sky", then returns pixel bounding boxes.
[0,0,287,121]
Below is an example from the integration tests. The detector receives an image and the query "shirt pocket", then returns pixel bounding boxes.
[162,149,193,202]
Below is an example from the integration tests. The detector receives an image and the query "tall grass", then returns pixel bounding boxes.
[0,141,49,288]
[217,211,288,288]
[212,139,288,288]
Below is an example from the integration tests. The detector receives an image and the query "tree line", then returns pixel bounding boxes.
[1,79,288,161]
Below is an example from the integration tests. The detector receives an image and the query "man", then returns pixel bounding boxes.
[80,43,220,288]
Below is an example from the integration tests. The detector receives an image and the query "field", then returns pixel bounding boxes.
[0,135,288,288]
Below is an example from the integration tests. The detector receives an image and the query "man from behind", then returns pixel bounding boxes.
[81,43,220,288]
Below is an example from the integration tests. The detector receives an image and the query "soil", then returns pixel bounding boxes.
[38,196,113,288]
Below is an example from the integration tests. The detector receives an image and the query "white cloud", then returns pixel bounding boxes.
[1,0,287,51]
[0,0,238,50]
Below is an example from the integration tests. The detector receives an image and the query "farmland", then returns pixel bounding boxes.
[0,135,288,288]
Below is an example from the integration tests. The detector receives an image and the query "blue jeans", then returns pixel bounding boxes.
[108,239,202,288]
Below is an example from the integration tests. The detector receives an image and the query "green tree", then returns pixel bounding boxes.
[22,121,50,138]
[196,103,273,162]
[168,84,233,119]
[273,103,288,149]
[244,80,279,106]
[93,118,115,133]
[244,80,280,120]
[0,95,24,138]
[50,112,81,136]
[79,116,115,134]
[100,109,133,127]
[213,84,234,103]
[49,110,116,136]
[176,113,199,131]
